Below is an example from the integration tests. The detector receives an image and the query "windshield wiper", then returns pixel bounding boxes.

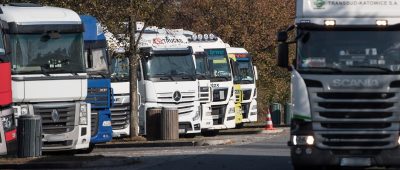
[40,64,51,76]
[154,73,174,80]
[300,67,343,73]
[346,66,394,73]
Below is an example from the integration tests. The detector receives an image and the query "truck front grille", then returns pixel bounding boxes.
[110,103,130,130]
[241,103,250,119]
[242,89,252,100]
[91,112,98,136]
[212,88,228,102]
[86,88,109,109]
[34,103,76,135]
[211,105,226,125]
[157,92,196,115]
[307,83,400,150]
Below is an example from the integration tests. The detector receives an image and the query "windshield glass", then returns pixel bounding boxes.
[143,54,195,80]
[195,53,209,80]
[233,59,254,84]
[10,33,85,74]
[111,57,129,82]
[205,49,232,81]
[297,30,400,73]
[85,48,109,75]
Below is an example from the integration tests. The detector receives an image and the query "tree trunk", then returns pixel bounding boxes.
[129,14,139,138]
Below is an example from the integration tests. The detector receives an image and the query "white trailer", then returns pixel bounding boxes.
[278,0,400,169]
[2,3,91,151]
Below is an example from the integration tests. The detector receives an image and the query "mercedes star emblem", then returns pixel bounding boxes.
[51,109,60,122]
[173,91,182,102]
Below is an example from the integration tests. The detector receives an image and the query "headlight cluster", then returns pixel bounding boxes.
[292,135,314,146]
[1,114,14,131]
[79,104,88,125]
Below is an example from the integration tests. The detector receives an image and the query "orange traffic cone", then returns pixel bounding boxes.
[264,108,276,130]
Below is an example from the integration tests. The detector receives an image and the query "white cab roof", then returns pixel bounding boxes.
[296,0,400,25]
[0,5,81,24]
[226,47,248,54]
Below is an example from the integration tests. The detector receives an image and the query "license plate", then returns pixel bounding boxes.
[179,129,186,133]
[340,157,371,167]
[212,115,219,119]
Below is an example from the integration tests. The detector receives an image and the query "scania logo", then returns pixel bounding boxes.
[313,0,326,9]
[51,109,60,122]
[331,79,380,88]
[173,91,182,102]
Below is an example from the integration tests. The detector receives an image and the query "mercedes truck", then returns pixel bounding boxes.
[137,26,201,135]
[189,33,236,135]
[3,3,91,151]
[81,15,113,149]
[278,0,400,168]
[226,47,258,126]
[0,20,16,156]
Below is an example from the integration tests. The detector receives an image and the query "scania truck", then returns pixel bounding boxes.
[189,33,236,135]
[226,47,258,126]
[278,0,400,169]
[3,3,91,151]
[0,20,16,156]
[137,26,201,135]
[80,15,113,149]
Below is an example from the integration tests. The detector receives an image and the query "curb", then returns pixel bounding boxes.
[260,128,285,134]
[195,139,234,146]
[0,156,140,169]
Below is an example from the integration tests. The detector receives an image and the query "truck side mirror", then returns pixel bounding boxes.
[253,66,258,81]
[277,43,289,68]
[4,33,11,55]
[277,31,288,42]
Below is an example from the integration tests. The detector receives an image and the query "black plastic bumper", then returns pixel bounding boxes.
[291,145,400,167]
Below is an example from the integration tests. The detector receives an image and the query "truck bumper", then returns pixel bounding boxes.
[241,100,257,123]
[291,145,400,167]
[90,109,113,144]
[209,100,236,130]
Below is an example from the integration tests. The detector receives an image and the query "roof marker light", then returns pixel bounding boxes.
[197,34,203,41]
[324,20,336,26]
[376,20,388,26]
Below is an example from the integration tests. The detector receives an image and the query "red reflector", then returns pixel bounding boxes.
[5,129,16,142]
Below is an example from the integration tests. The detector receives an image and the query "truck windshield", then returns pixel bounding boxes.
[111,57,129,82]
[195,53,210,80]
[205,49,232,82]
[143,54,195,80]
[233,59,254,84]
[297,30,400,73]
[85,48,109,76]
[10,33,85,74]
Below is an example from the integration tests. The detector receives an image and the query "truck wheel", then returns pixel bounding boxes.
[201,130,219,137]
[77,143,95,154]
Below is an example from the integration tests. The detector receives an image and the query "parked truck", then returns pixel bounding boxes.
[137,26,201,135]
[0,20,16,156]
[192,45,213,131]
[80,15,113,149]
[189,34,236,135]
[278,0,400,169]
[3,3,91,151]
[226,47,258,126]
[110,56,130,137]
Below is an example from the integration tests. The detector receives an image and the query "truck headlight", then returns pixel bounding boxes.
[79,104,88,125]
[80,117,88,125]
[193,110,200,121]
[21,106,29,115]
[293,135,314,146]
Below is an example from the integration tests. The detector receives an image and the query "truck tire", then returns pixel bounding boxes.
[77,143,95,154]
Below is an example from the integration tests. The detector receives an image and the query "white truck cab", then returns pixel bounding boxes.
[189,34,236,133]
[137,27,201,135]
[226,47,258,124]
[2,3,91,151]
